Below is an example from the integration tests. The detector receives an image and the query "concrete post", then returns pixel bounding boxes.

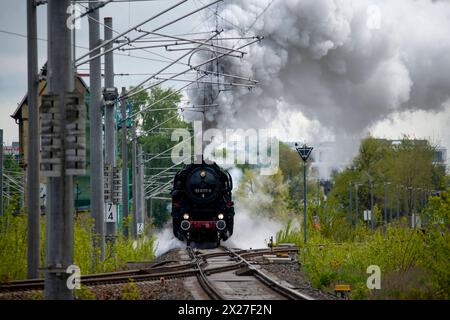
[26,0,40,279]
[44,0,74,300]
[104,17,116,240]
[88,1,105,260]
[120,88,129,238]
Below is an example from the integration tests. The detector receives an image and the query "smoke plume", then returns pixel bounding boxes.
[187,0,450,154]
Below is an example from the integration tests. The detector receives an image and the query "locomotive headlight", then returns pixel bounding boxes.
[218,213,224,220]
[183,213,189,220]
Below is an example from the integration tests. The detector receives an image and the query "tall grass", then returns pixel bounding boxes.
[276,216,449,299]
[0,207,155,281]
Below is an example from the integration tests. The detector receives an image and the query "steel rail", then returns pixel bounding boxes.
[187,247,226,300]
[0,247,302,295]
[221,246,314,300]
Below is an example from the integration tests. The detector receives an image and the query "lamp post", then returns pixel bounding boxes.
[405,186,410,219]
[407,187,413,227]
[390,184,394,222]
[363,171,375,230]
[354,182,362,226]
[412,188,420,229]
[370,180,374,231]
[349,181,352,225]
[295,143,313,244]
[384,182,391,237]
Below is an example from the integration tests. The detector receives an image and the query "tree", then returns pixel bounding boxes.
[127,86,192,228]
[329,136,446,224]
[236,168,291,220]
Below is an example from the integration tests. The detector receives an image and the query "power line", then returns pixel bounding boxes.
[0,28,183,65]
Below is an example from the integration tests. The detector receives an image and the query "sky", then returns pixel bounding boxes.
[0,0,448,168]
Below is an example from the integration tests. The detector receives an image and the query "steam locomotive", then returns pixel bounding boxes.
[171,161,235,246]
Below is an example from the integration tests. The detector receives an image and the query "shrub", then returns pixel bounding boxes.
[121,280,141,300]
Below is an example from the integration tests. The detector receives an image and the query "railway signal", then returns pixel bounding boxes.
[295,143,313,244]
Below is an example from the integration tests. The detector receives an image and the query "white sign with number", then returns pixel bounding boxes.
[137,223,144,235]
[105,203,117,223]
[364,210,372,221]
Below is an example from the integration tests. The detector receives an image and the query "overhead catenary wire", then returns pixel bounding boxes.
[124,37,262,100]
[125,31,221,97]
[127,75,207,121]
[75,0,223,67]
[77,2,191,67]
[76,0,189,63]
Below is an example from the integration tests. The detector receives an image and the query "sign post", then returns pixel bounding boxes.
[295,143,313,244]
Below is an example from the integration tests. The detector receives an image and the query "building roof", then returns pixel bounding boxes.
[11,63,89,120]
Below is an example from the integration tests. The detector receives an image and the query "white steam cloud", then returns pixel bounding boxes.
[186,0,450,172]
[227,203,283,249]
[153,223,184,256]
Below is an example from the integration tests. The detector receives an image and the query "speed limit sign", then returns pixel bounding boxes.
[105,203,117,223]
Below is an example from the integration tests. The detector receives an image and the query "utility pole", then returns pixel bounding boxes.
[355,183,360,226]
[140,146,145,230]
[89,1,105,259]
[397,186,401,220]
[383,182,388,237]
[120,88,129,238]
[44,0,74,299]
[348,182,352,225]
[317,178,320,205]
[295,143,313,244]
[303,160,307,241]
[103,17,118,241]
[413,188,416,228]
[26,0,40,279]
[131,125,138,239]
[405,187,410,219]
[0,129,3,216]
[390,185,393,221]
[136,145,145,236]
[370,181,374,231]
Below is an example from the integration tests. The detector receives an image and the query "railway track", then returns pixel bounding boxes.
[185,246,314,300]
[0,246,314,300]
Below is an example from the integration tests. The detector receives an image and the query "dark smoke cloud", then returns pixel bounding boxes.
[186,0,450,137]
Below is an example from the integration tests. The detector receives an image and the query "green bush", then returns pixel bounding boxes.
[74,285,97,300]
[0,209,155,281]
[276,194,450,300]
[121,279,141,300]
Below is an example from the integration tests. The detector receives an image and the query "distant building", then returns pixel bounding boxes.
[10,64,91,210]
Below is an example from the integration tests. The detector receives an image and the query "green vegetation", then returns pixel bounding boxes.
[236,136,448,299]
[74,285,97,300]
[0,209,154,281]
[121,279,141,300]
[128,86,191,229]
[0,85,188,282]
[276,193,449,299]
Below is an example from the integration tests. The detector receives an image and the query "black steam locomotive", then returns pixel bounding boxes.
[171,161,235,246]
